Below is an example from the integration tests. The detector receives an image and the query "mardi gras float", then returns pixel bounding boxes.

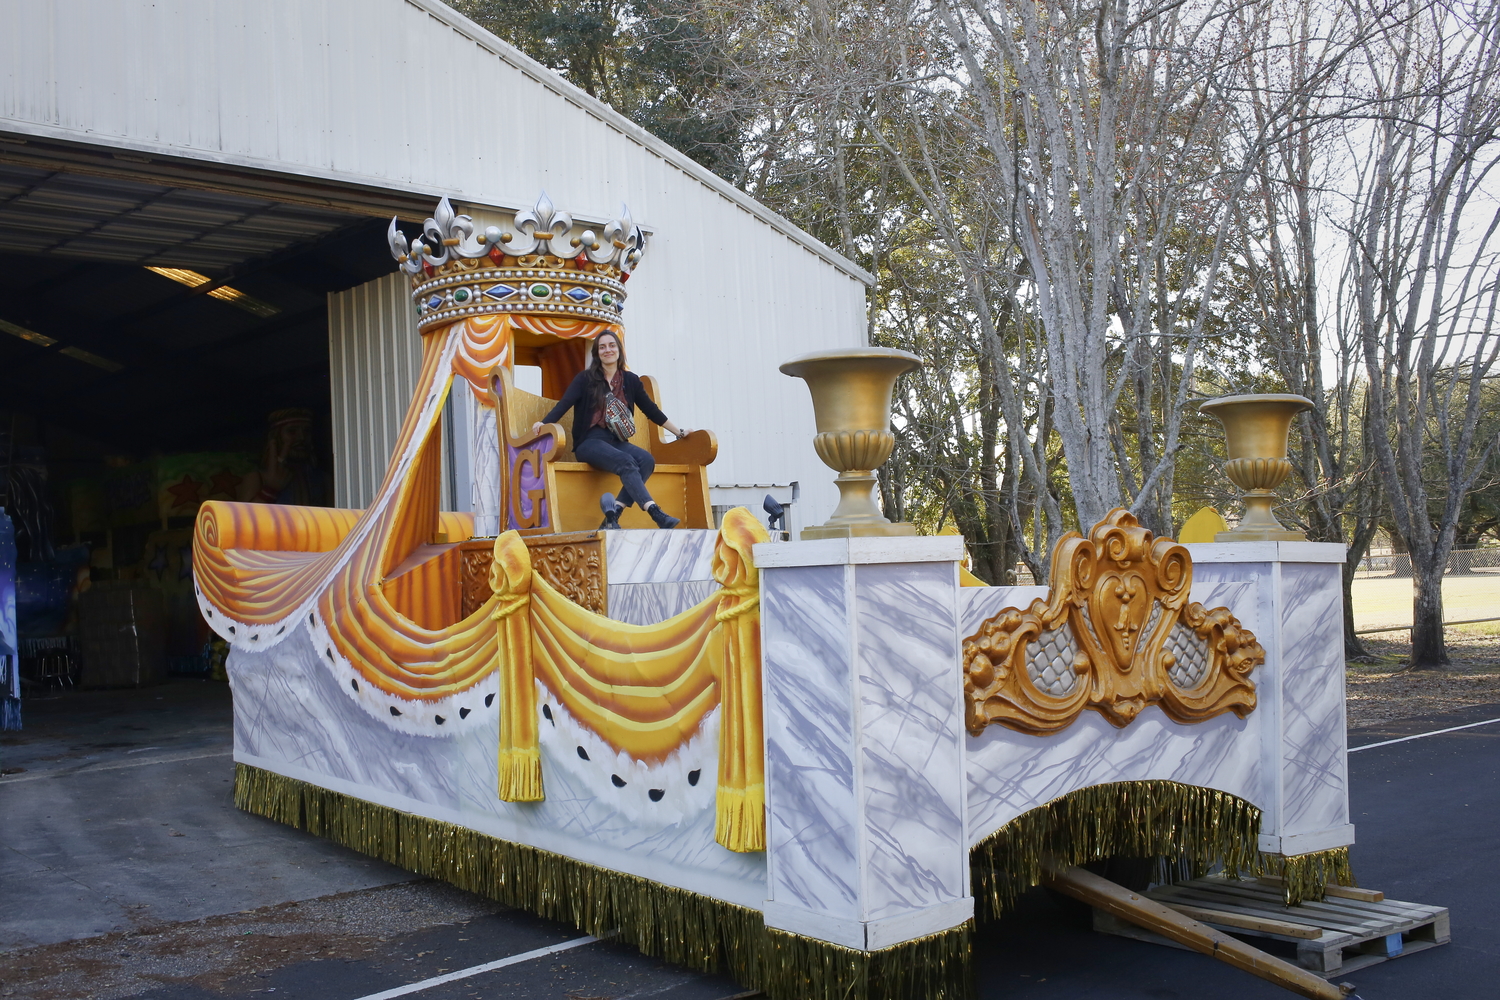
[194,196,1358,999]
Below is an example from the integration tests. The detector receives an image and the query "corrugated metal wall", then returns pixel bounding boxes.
[3,0,874,525]
[329,273,450,510]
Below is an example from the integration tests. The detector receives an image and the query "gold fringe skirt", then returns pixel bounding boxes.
[234,763,969,1000]
[236,768,1351,999]
[969,779,1354,916]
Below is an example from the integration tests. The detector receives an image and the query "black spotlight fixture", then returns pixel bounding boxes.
[763,494,787,535]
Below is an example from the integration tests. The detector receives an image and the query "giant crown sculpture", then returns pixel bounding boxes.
[389,192,647,333]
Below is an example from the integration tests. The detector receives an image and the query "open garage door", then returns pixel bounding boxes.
[0,141,422,695]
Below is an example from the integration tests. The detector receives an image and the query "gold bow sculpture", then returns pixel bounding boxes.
[493,508,769,852]
[964,509,1263,736]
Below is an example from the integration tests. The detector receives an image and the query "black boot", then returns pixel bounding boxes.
[599,493,623,530]
[646,503,679,530]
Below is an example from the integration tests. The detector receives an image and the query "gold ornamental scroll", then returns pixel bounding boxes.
[710,508,770,852]
[964,509,1263,736]
[493,532,542,801]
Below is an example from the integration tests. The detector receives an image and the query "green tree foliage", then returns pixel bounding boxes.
[449,0,748,180]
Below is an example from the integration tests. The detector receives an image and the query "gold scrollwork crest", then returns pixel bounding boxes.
[963,509,1263,736]
[531,537,606,615]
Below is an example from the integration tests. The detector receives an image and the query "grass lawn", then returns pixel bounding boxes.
[1349,572,1500,632]
[1345,571,1500,726]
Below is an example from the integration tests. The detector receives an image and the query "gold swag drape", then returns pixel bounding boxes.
[492,508,769,852]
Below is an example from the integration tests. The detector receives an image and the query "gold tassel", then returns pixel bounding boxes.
[236,763,973,999]
[968,780,1357,920]
[497,748,544,802]
[714,783,766,853]
[491,532,542,802]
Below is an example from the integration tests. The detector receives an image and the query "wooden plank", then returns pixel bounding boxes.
[1044,867,1349,1000]
[1199,877,1428,920]
[1153,885,1408,934]
[1161,902,1324,940]
[1100,875,1449,980]
[1188,890,1445,935]
[1256,876,1384,903]
[1152,887,1392,935]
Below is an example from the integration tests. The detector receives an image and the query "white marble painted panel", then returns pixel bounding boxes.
[470,406,500,537]
[965,710,1264,845]
[607,581,719,625]
[855,563,967,922]
[604,530,716,583]
[959,586,1049,642]
[1277,561,1349,836]
[1189,560,1281,834]
[761,564,860,920]
[1187,564,1268,638]
[227,627,767,908]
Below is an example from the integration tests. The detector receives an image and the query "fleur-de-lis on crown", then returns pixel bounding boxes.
[576,204,646,272]
[504,191,573,257]
[420,197,485,265]
[388,196,484,273]
[388,193,648,274]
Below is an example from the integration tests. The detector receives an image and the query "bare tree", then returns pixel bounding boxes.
[1345,0,1500,667]
[1235,0,1387,657]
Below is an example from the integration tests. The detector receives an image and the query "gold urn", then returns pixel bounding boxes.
[1198,393,1313,541]
[780,347,922,540]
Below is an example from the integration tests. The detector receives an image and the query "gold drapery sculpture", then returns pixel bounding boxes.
[493,533,542,801]
[493,508,769,852]
[710,510,767,852]
[963,509,1263,736]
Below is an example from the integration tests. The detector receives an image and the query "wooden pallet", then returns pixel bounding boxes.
[1093,875,1449,976]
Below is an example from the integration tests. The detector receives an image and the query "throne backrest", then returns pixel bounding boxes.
[493,366,660,459]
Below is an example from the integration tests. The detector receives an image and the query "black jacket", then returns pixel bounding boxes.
[541,368,669,443]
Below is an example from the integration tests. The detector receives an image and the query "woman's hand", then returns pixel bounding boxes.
[664,420,691,440]
[532,421,544,437]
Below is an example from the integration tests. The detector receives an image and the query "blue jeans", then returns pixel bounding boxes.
[574,433,656,509]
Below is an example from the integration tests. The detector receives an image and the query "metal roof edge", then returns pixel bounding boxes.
[0,120,635,228]
[408,0,875,287]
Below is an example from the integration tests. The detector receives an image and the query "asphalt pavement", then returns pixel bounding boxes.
[969,702,1500,999]
[3,681,1493,999]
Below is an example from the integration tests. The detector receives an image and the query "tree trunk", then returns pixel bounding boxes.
[1342,515,1381,659]
[1408,562,1449,668]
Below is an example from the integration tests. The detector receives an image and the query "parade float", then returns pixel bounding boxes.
[194,196,1365,999]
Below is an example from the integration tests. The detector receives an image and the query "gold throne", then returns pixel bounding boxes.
[490,364,717,534]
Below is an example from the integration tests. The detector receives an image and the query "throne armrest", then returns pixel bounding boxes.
[652,427,717,466]
[508,419,568,456]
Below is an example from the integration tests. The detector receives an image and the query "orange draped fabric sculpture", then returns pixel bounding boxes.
[194,306,768,850]
[193,313,613,705]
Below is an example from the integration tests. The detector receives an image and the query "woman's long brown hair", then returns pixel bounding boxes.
[585,331,626,421]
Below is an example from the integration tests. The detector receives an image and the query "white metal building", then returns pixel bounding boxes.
[0,0,872,531]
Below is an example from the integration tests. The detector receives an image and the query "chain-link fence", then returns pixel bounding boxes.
[1354,548,1500,578]
[991,546,1500,586]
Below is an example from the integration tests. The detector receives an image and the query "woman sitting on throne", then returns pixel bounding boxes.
[533,331,691,530]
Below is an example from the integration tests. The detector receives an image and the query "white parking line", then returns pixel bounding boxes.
[347,934,602,1000]
[1349,716,1500,752]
